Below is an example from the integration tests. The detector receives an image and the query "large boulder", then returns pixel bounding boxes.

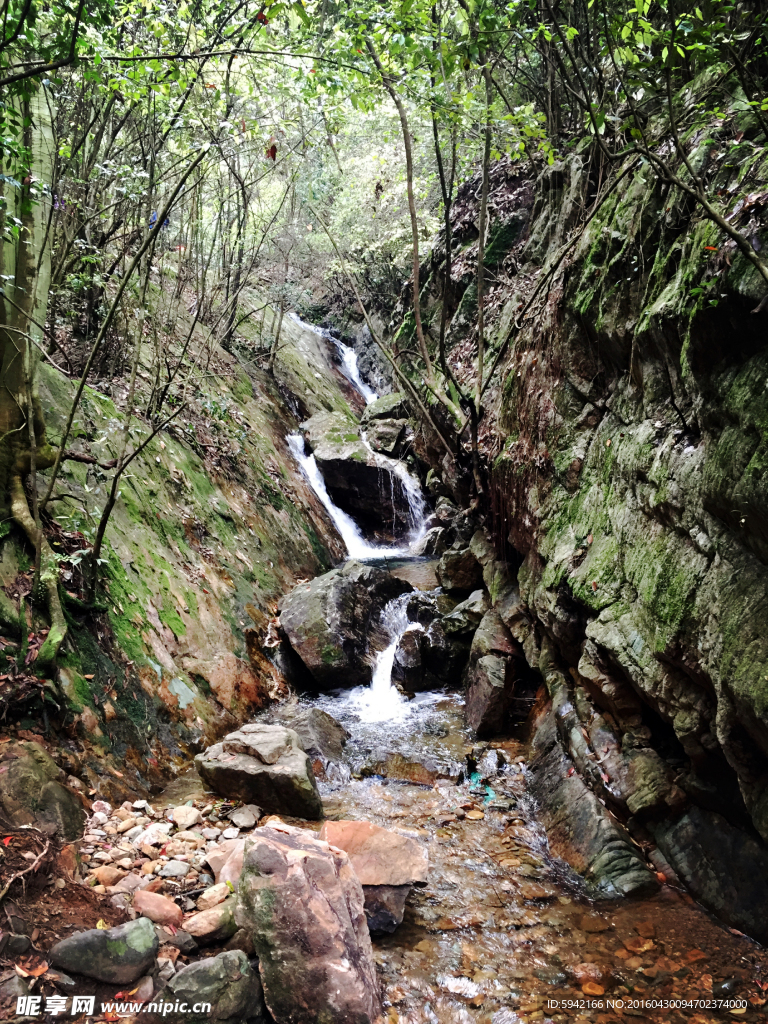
[437,547,483,592]
[279,561,412,688]
[235,824,381,1024]
[464,610,524,737]
[149,950,266,1024]
[359,392,409,424]
[195,724,323,820]
[302,411,411,539]
[266,706,350,764]
[0,741,85,841]
[318,820,428,933]
[50,917,158,985]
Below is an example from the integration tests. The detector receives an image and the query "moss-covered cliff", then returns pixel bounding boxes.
[414,104,768,935]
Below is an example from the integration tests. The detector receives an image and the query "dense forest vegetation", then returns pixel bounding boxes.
[1,0,766,668]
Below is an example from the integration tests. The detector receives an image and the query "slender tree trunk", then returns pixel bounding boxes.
[366,39,433,379]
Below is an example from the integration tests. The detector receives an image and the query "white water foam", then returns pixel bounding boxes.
[339,593,423,723]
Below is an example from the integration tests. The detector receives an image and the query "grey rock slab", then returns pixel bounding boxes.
[50,916,159,985]
[362,884,411,934]
[195,728,323,820]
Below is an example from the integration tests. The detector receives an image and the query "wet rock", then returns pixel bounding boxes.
[464,611,524,737]
[366,418,406,456]
[412,526,448,557]
[151,950,266,1024]
[279,560,413,688]
[361,885,411,933]
[184,897,238,946]
[436,547,483,592]
[529,704,658,897]
[652,806,768,943]
[266,705,350,764]
[228,804,260,829]
[134,891,183,928]
[50,916,158,984]
[442,589,488,634]
[195,724,323,820]
[420,619,471,686]
[303,410,411,537]
[0,741,85,841]
[392,629,426,693]
[361,752,438,786]
[235,824,381,1024]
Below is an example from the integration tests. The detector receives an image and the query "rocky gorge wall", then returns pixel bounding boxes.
[0,308,361,808]
[414,115,768,937]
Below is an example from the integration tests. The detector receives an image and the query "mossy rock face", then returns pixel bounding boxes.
[49,917,158,984]
[0,741,86,841]
[279,560,413,688]
[461,112,768,933]
[359,391,409,424]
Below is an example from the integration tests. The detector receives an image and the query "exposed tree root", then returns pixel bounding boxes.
[8,473,67,670]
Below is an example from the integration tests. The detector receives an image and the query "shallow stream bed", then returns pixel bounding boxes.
[302,686,768,1024]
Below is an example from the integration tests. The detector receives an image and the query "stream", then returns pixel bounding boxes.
[283,329,766,1024]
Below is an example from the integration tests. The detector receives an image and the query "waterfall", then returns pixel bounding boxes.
[286,314,428,558]
[287,434,415,559]
[345,593,423,723]
[288,312,377,404]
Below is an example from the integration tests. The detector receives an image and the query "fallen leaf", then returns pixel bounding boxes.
[624,936,655,953]
[582,982,605,996]
[83,674,95,680]
[96,919,108,930]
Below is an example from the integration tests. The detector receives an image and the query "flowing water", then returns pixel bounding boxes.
[287,323,768,1024]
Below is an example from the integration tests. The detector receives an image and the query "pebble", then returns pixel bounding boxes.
[201,828,220,840]
[172,805,202,828]
[221,827,240,840]
[228,805,260,829]
[159,860,191,878]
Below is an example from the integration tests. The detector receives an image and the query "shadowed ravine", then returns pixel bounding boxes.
[267,329,768,1024]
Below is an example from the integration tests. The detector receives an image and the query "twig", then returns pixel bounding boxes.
[0,838,51,903]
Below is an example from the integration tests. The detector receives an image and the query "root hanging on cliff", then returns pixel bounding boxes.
[8,473,67,670]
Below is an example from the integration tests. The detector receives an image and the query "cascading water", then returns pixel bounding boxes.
[345,593,421,724]
[288,312,377,404]
[287,434,424,560]
[286,314,428,558]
